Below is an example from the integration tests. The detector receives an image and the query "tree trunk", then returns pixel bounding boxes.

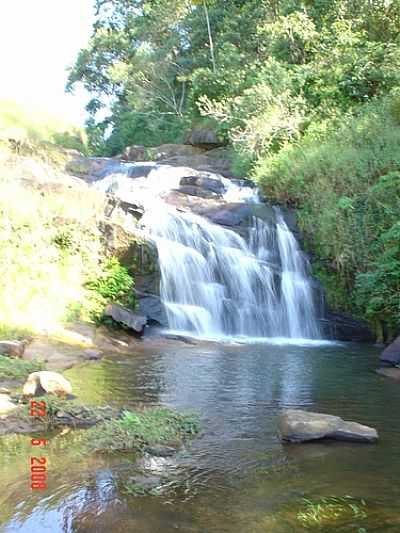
[203,1,216,73]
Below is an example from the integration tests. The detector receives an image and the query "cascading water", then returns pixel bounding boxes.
[94,161,322,340]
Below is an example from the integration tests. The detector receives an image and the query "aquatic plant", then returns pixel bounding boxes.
[296,495,368,529]
[83,407,200,454]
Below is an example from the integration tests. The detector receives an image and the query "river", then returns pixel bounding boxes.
[0,340,399,532]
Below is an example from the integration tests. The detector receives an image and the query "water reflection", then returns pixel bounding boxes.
[1,341,400,532]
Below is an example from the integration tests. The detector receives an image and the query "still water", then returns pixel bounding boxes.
[0,341,399,532]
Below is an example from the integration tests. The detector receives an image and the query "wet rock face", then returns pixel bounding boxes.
[135,293,168,327]
[319,311,375,342]
[279,409,378,443]
[380,336,400,367]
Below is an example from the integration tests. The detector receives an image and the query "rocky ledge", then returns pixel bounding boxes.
[278,409,378,444]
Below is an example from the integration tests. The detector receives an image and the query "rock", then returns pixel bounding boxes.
[104,304,147,335]
[380,336,400,366]
[178,185,221,199]
[22,371,73,398]
[200,203,252,227]
[180,174,226,195]
[120,145,146,161]
[150,144,205,160]
[0,340,26,358]
[319,311,375,342]
[0,393,18,415]
[66,157,110,180]
[376,367,400,381]
[135,293,168,327]
[278,409,378,443]
[185,127,224,148]
[144,445,177,457]
[83,349,102,361]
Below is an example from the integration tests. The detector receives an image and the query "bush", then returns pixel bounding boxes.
[83,257,136,322]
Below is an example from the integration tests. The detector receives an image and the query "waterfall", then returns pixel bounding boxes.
[94,161,321,340]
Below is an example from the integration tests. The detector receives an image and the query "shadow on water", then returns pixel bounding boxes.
[1,341,400,532]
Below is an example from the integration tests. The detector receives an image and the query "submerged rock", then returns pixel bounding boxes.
[22,371,72,398]
[0,340,26,358]
[105,304,147,335]
[380,336,400,367]
[376,367,400,381]
[278,409,378,443]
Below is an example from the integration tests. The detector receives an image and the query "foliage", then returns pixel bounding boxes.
[83,257,136,322]
[0,100,88,154]
[0,149,105,334]
[83,406,200,453]
[0,355,43,381]
[255,98,400,339]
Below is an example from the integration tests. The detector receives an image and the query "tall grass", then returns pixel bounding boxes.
[0,100,87,153]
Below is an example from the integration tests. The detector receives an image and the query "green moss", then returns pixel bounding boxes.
[83,407,200,454]
[0,355,43,381]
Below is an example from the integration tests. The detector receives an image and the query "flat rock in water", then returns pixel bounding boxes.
[105,304,147,335]
[278,409,378,443]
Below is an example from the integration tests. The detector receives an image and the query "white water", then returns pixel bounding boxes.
[94,161,322,340]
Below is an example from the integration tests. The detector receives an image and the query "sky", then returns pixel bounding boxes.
[0,0,95,126]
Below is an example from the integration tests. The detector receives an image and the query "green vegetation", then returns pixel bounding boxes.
[0,100,87,154]
[0,355,42,382]
[84,257,136,322]
[69,0,400,337]
[296,496,367,530]
[83,407,200,453]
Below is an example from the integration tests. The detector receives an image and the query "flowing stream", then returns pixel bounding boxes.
[95,162,321,340]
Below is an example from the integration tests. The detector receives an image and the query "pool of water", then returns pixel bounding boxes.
[1,340,399,532]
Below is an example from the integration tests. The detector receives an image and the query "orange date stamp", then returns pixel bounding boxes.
[29,401,48,490]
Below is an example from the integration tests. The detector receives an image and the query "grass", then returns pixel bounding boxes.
[0,146,107,335]
[83,407,200,454]
[0,99,87,154]
[0,355,43,381]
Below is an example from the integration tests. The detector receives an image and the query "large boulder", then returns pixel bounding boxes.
[279,409,378,443]
[150,144,205,160]
[380,336,400,367]
[120,145,146,161]
[0,340,26,358]
[104,304,147,335]
[66,157,110,181]
[185,127,224,148]
[319,311,375,342]
[180,173,226,195]
[200,203,252,227]
[135,293,168,327]
[178,185,222,199]
[23,371,73,398]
